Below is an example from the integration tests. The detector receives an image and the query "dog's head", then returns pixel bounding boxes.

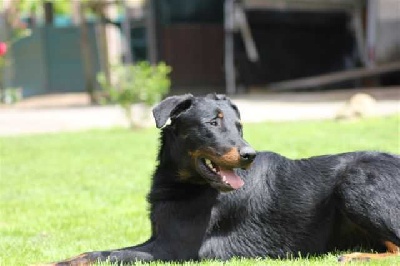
[153,94,256,192]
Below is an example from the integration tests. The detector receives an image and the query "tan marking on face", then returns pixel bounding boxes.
[178,169,191,180]
[218,112,224,118]
[188,150,201,158]
[218,147,241,166]
[189,148,242,168]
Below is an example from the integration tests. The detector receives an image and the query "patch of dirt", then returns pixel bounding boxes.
[1,87,399,109]
[1,93,91,109]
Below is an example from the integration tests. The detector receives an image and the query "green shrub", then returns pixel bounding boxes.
[97,61,171,128]
[0,87,22,104]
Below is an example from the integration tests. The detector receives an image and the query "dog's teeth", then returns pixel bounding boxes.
[223,176,226,181]
[205,159,218,172]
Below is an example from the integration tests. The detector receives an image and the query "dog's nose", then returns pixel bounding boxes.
[239,146,256,162]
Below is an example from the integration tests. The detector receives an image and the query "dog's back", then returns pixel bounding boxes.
[200,151,400,260]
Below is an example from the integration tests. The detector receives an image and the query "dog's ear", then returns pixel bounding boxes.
[152,94,194,128]
[228,100,241,119]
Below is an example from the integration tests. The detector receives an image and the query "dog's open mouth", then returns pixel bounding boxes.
[197,158,244,192]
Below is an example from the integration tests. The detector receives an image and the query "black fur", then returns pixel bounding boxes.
[50,94,400,265]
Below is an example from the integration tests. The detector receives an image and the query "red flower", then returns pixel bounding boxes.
[0,42,7,56]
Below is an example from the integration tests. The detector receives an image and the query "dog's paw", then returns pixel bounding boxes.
[338,252,372,263]
[33,253,98,266]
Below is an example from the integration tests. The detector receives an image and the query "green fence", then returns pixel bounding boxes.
[9,25,100,97]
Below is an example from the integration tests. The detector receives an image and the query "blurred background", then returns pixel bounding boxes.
[0,0,399,134]
[1,0,400,97]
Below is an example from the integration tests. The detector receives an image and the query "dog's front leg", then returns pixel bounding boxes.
[37,251,116,266]
[38,239,159,266]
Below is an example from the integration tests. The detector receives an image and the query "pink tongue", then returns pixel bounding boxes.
[220,169,244,189]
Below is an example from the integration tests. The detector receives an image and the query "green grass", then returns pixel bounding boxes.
[1,115,399,266]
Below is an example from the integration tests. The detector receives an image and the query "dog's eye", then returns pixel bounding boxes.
[208,120,218,126]
[206,118,219,126]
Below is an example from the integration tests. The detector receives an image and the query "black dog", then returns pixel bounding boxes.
[46,94,399,265]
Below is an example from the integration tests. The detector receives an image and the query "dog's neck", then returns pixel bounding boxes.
[146,127,218,257]
[156,126,183,168]
[149,126,219,203]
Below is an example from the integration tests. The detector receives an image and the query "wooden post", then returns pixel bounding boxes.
[366,0,378,68]
[122,0,133,64]
[352,2,367,66]
[224,0,236,95]
[95,1,111,88]
[267,61,400,91]
[234,2,259,62]
[146,0,157,65]
[43,1,54,25]
[71,0,81,25]
[78,2,96,103]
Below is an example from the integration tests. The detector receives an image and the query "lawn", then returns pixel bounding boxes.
[1,115,399,266]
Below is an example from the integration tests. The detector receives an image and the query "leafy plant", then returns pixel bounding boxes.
[0,87,22,104]
[97,61,171,128]
[0,23,31,103]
